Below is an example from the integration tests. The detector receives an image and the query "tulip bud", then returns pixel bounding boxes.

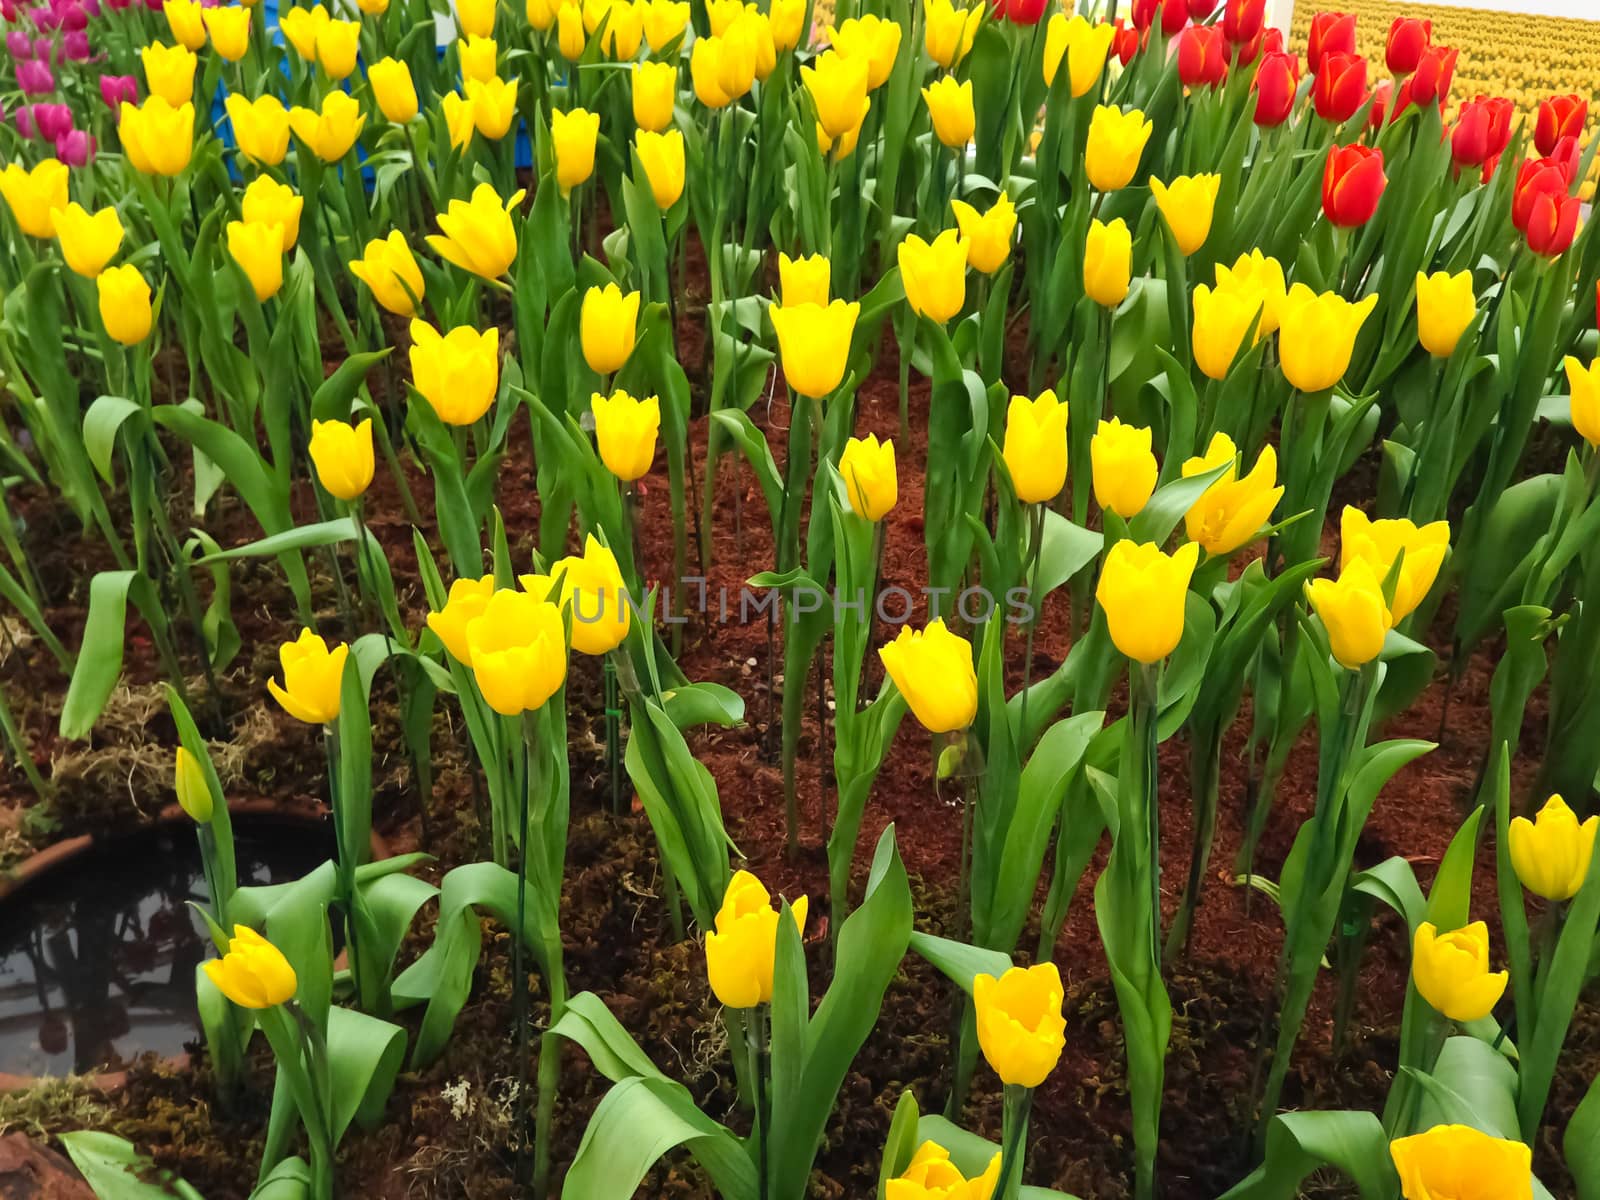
[96,264,153,345]
[1222,0,1263,45]
[425,576,495,664]
[777,251,830,307]
[704,871,807,1008]
[1277,283,1377,393]
[974,963,1066,1087]
[465,75,518,139]
[226,93,291,166]
[1305,10,1354,75]
[1311,51,1366,123]
[580,283,641,376]
[455,0,494,38]
[1321,144,1386,227]
[369,57,419,123]
[634,128,685,208]
[1150,173,1219,255]
[1083,217,1131,309]
[1414,270,1474,358]
[242,176,302,251]
[203,926,298,1008]
[990,0,1044,25]
[879,618,977,732]
[163,0,206,48]
[99,74,138,110]
[1383,16,1429,75]
[140,39,196,107]
[1085,103,1152,192]
[1304,557,1390,669]
[1090,418,1157,519]
[922,75,974,148]
[524,534,631,656]
[50,201,123,276]
[591,390,661,481]
[839,433,897,521]
[458,34,497,82]
[1042,13,1115,98]
[349,231,424,316]
[924,0,980,70]
[226,218,284,302]
[770,299,859,399]
[308,418,375,501]
[1509,794,1598,903]
[640,0,689,50]
[1002,390,1067,505]
[632,60,677,132]
[1391,1126,1532,1200]
[1411,921,1507,1023]
[174,746,214,823]
[288,89,366,162]
[1176,24,1226,88]
[267,629,348,724]
[409,320,499,425]
[951,191,1016,274]
[463,589,569,714]
[1535,93,1586,158]
[802,49,870,139]
[1566,356,1600,448]
[1407,44,1455,109]
[899,228,968,323]
[202,4,250,60]
[1450,99,1493,169]
[1096,539,1199,663]
[1251,50,1298,127]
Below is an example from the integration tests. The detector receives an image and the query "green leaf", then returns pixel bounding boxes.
[196,518,361,563]
[59,1131,207,1200]
[60,570,140,739]
[907,931,1013,992]
[1218,1111,1394,1200]
[310,349,392,423]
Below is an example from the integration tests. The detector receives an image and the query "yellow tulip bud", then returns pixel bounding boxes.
[778,251,830,307]
[1149,173,1220,256]
[1509,794,1598,902]
[1215,249,1287,335]
[1415,270,1475,357]
[1085,104,1152,193]
[202,5,252,62]
[770,299,859,399]
[705,870,808,1008]
[466,75,519,139]
[632,60,678,132]
[174,746,214,824]
[288,90,367,162]
[640,0,689,49]
[899,228,967,324]
[0,159,68,239]
[312,17,360,77]
[1042,12,1115,96]
[202,926,297,1009]
[1390,1125,1532,1200]
[1090,417,1156,518]
[242,176,302,250]
[580,283,642,375]
[357,0,389,13]
[704,0,741,35]
[635,129,686,208]
[458,34,498,83]
[690,27,755,107]
[521,534,631,656]
[1096,539,1199,663]
[1277,283,1378,393]
[442,90,477,150]
[455,0,496,38]
[278,4,329,61]
[427,181,524,279]
[888,1141,1000,1200]
[924,0,981,70]
[922,75,975,148]
[1083,216,1132,309]
[226,219,284,302]
[816,118,864,161]
[829,13,900,89]
[1411,920,1508,1023]
[409,320,500,426]
[1191,281,1264,381]
[350,231,424,316]
[599,0,644,58]
[267,628,348,724]
[839,433,897,521]
[1304,557,1391,669]
[802,49,870,139]
[1181,434,1282,556]
[973,963,1067,1088]
[557,0,586,58]
[51,202,124,278]
[164,0,208,49]
[1338,507,1449,621]
[96,265,154,346]
[950,191,1016,275]
[369,57,419,122]
[592,390,661,481]
[769,0,805,51]
[425,575,496,663]
[308,418,376,501]
[1567,355,1600,447]
[1002,390,1068,505]
[878,617,977,733]
[464,589,569,715]
[552,106,600,192]
[225,93,292,166]
[119,97,196,176]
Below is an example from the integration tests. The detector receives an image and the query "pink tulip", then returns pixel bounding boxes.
[61,27,86,57]
[54,127,93,164]
[31,101,72,140]
[99,72,135,107]
[14,107,35,137]
[15,55,52,91]
[6,28,31,54]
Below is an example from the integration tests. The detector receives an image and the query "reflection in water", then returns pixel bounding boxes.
[0,821,330,1077]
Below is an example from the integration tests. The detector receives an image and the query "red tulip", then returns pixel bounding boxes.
[1548,134,1580,185]
[1368,79,1392,130]
[1178,24,1228,88]
[1307,10,1355,75]
[1322,143,1386,226]
[1252,49,1298,127]
[1512,157,1572,232]
[1312,52,1366,122]
[1261,28,1283,55]
[1408,44,1455,108]
[1535,94,1587,157]
[1475,94,1514,155]
[1131,0,1187,33]
[1113,18,1139,65]
[1384,16,1430,75]
[1523,188,1580,256]
[1187,0,1216,17]
[1451,99,1494,168]
[1234,25,1264,66]
[1223,0,1263,44]
[992,0,1046,25]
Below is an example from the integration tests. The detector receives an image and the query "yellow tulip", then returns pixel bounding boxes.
[357,0,389,13]
[278,4,329,61]
[816,118,865,161]
[350,231,425,315]
[119,97,196,176]
[635,129,685,208]
[1415,270,1475,358]
[458,34,498,83]
[840,434,897,521]
[951,191,1016,275]
[456,0,496,37]
[203,926,297,1009]
[691,27,756,107]
[580,283,642,375]
[0,159,69,239]
[313,17,359,76]
[524,0,556,27]
[1149,173,1220,256]
[1182,434,1282,556]
[1085,104,1152,192]
[466,75,519,139]
[226,219,284,302]
[164,0,207,49]
[640,0,689,49]
[1042,12,1115,96]
[704,870,808,1008]
[1412,921,1508,1022]
[1304,557,1392,670]
[1390,1125,1532,1200]
[288,90,366,162]
[242,176,302,250]
[887,1141,1000,1200]
[552,106,600,192]
[442,90,477,150]
[769,0,804,51]
[1338,507,1449,621]
[557,0,586,58]
[1509,794,1598,902]
[1567,355,1600,447]
[1215,249,1287,335]
[802,50,871,139]
[1096,539,1200,663]
[924,0,981,70]
[705,0,742,35]
[202,5,252,62]
[1003,390,1068,504]
[973,963,1067,1088]
[427,181,524,279]
[878,617,977,733]
[592,390,661,481]
[267,628,348,724]
[97,265,154,346]
[409,320,500,425]
[632,60,677,132]
[899,229,967,323]
[1191,281,1265,381]
[599,0,644,58]
[1090,417,1156,518]
[51,203,123,278]
[1277,283,1378,393]
[830,13,900,89]
[522,534,631,656]
[308,418,376,501]
[923,75,975,148]
[369,57,419,122]
[1083,216,1131,309]
[464,589,569,715]
[225,93,292,166]
[770,299,859,399]
[174,746,214,824]
[778,251,830,307]
[425,575,496,663]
